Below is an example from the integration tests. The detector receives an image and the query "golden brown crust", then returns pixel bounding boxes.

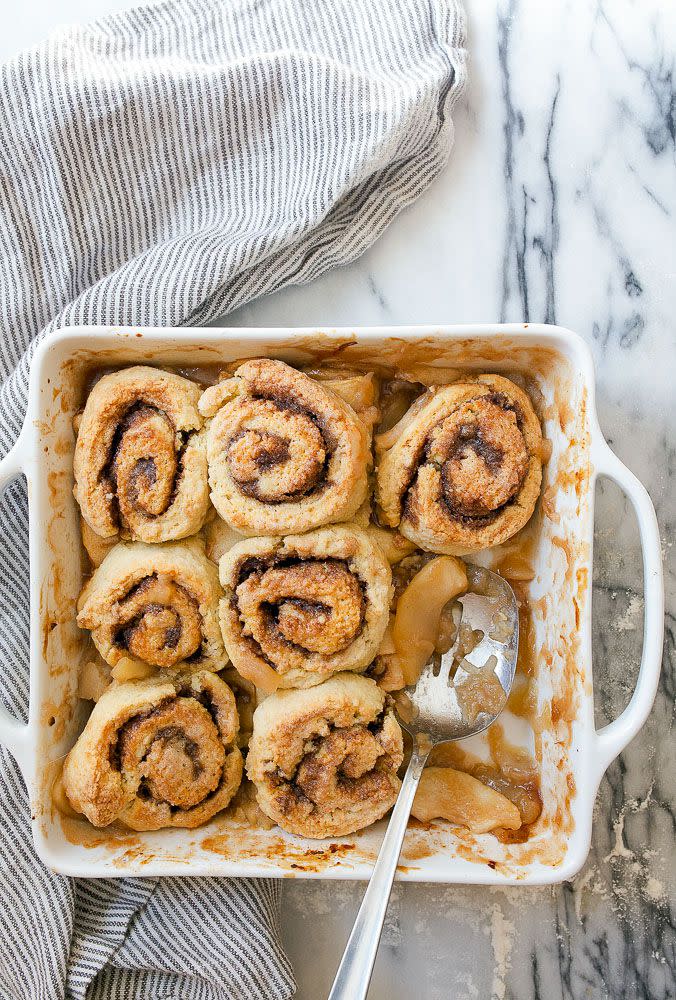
[77,539,227,674]
[246,673,403,838]
[375,375,543,554]
[73,366,209,545]
[63,671,243,830]
[201,359,370,535]
[218,526,392,691]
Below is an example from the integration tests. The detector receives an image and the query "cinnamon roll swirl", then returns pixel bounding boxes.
[200,359,370,535]
[74,366,209,544]
[219,525,392,692]
[63,671,243,830]
[375,375,543,554]
[246,673,403,838]
[77,539,226,674]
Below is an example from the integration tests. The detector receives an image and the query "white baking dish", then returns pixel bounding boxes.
[0,324,663,883]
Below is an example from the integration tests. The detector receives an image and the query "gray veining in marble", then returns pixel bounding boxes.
[222,1,675,997]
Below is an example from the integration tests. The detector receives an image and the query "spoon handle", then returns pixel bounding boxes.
[327,744,430,1000]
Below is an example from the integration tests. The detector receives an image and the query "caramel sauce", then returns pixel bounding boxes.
[40,699,72,743]
[201,829,363,872]
[400,833,438,862]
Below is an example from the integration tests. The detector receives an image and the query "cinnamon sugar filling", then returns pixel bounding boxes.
[101,402,188,529]
[113,574,203,668]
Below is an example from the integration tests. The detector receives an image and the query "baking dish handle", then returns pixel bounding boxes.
[591,438,663,776]
[0,433,31,772]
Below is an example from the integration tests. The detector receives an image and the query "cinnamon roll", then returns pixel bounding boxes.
[77,539,226,674]
[219,525,392,692]
[200,359,370,535]
[246,673,403,838]
[74,366,209,544]
[375,375,543,554]
[63,671,243,830]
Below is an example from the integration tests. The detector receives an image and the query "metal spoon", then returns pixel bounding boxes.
[327,566,519,1000]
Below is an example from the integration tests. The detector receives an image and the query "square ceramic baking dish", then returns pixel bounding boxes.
[0,324,663,883]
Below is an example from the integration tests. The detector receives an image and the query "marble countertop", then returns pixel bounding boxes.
[5,1,675,997]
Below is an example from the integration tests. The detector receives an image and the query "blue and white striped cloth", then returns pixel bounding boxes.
[0,1,466,996]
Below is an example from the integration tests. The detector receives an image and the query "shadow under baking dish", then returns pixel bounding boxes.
[21,324,604,881]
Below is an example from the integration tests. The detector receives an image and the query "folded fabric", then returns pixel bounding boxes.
[0,0,466,996]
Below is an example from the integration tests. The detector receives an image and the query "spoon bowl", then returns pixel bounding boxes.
[398,564,519,744]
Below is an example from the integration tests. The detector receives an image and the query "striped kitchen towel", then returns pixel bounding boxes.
[0,1,467,998]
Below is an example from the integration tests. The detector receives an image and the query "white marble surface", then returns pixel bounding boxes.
[5,1,675,997]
